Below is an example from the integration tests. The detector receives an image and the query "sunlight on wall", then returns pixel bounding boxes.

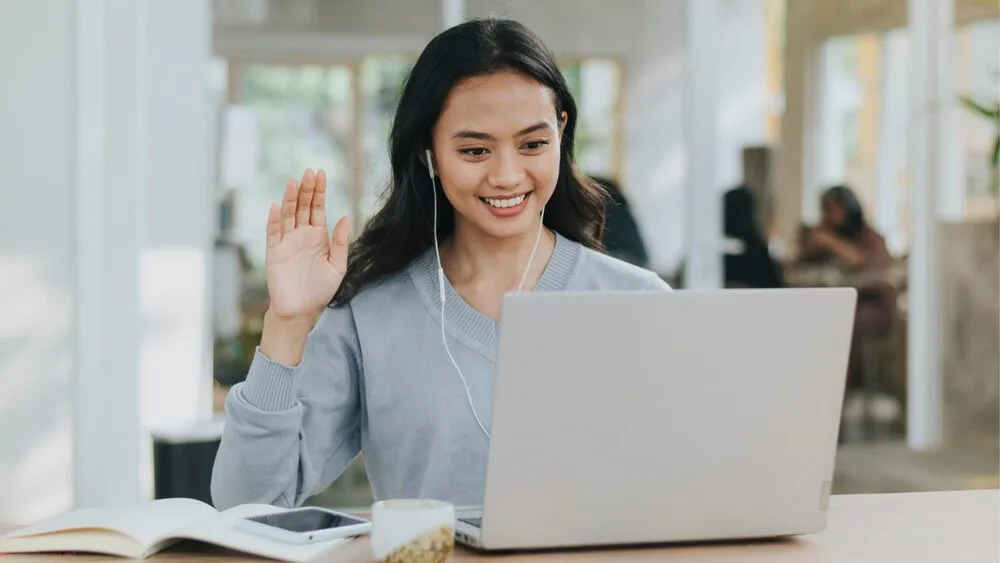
[715,0,768,190]
[138,247,211,499]
[0,254,73,525]
[623,0,767,275]
[625,51,687,274]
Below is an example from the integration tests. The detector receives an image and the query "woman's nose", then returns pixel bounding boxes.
[487,150,526,189]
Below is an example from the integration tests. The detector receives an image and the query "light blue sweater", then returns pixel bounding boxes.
[211,233,670,510]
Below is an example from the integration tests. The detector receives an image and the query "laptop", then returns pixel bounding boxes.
[454,288,856,551]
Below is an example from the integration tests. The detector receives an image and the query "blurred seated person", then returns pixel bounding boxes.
[797,184,895,392]
[797,185,889,273]
[592,176,650,268]
[722,185,783,288]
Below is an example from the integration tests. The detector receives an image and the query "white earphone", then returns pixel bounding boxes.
[425,149,545,439]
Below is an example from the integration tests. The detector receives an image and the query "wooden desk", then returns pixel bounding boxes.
[783,263,905,294]
[3,490,997,562]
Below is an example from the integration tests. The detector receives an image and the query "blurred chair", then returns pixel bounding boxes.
[847,257,908,441]
[786,256,908,442]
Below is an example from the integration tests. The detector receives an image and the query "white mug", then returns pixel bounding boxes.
[370,499,455,563]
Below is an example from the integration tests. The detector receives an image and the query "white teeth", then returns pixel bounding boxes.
[483,194,526,208]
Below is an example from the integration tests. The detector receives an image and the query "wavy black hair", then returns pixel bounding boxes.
[331,18,607,306]
[821,184,867,239]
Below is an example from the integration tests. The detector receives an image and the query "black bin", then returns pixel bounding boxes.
[151,417,225,506]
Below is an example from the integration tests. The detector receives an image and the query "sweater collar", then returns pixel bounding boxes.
[409,231,581,354]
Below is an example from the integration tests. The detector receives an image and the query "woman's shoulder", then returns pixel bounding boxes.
[311,254,437,356]
[348,264,422,308]
[859,225,887,245]
[344,247,437,311]
[569,241,671,291]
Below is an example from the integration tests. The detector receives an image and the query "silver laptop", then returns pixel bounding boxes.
[454,288,856,551]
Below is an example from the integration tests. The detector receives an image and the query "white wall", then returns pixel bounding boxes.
[0,0,214,525]
[139,0,216,499]
[216,0,441,35]
[0,1,76,525]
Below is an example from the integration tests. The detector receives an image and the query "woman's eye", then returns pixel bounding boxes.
[459,147,489,157]
[523,140,549,151]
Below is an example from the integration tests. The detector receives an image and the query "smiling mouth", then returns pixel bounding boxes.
[480,192,531,209]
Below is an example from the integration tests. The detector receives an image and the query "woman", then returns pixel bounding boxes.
[798,185,889,271]
[211,18,670,510]
[798,185,895,391]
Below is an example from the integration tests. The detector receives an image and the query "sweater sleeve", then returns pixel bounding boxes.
[644,271,673,291]
[210,305,363,510]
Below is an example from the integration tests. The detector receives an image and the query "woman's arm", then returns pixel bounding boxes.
[210,305,363,510]
[811,230,868,268]
[809,226,893,270]
[793,226,830,264]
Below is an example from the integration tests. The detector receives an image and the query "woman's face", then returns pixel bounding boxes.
[821,196,846,230]
[431,71,566,241]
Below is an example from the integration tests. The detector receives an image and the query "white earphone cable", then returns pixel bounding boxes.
[517,205,545,293]
[426,149,544,439]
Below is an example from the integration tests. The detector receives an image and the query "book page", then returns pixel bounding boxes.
[0,529,145,558]
[1,498,217,549]
[163,504,353,563]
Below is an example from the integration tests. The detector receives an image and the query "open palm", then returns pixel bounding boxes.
[265,169,350,321]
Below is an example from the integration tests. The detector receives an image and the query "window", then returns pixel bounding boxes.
[956,19,1000,217]
[763,0,786,143]
[818,34,882,226]
[815,20,999,253]
[234,64,355,265]
[359,55,414,220]
[561,58,623,178]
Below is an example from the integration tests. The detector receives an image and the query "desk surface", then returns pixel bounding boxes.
[3,490,998,562]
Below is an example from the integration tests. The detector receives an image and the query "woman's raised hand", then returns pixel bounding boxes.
[264,169,350,322]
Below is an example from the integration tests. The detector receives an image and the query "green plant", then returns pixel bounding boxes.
[960,95,1000,197]
[959,95,1000,170]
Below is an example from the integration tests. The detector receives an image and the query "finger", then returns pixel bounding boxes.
[329,215,350,274]
[266,203,281,250]
[311,168,328,231]
[296,169,315,228]
[280,179,298,236]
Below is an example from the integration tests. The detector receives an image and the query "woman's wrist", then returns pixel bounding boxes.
[259,310,317,367]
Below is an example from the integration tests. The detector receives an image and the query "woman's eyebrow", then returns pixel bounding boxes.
[451,121,553,141]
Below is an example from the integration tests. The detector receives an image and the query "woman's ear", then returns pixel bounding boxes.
[559,111,568,136]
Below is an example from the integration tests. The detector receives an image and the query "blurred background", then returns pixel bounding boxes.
[0,0,997,524]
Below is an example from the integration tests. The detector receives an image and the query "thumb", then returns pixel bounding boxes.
[329,215,350,274]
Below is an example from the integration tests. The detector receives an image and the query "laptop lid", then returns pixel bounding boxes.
[476,288,856,550]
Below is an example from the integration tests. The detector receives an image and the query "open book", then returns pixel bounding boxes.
[0,498,356,561]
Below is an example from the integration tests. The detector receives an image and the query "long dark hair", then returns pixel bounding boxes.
[821,184,866,239]
[331,18,607,306]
